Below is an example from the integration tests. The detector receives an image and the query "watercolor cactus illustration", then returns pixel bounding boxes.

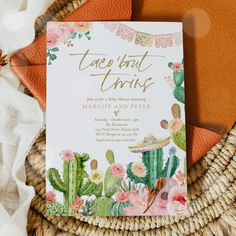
[161,103,186,151]
[46,202,66,216]
[128,135,180,213]
[104,150,124,197]
[47,138,186,216]
[47,151,91,216]
[166,59,185,103]
[79,159,103,197]
[91,150,125,216]
[128,134,179,189]
[92,196,115,216]
[111,200,130,216]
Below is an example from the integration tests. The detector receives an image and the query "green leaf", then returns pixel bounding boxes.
[85,31,90,35]
[50,47,59,52]
[48,60,52,65]
[78,34,82,39]
[47,52,50,57]
[87,36,91,40]
[50,54,57,61]
[70,32,77,39]
[168,62,173,68]
[173,86,185,104]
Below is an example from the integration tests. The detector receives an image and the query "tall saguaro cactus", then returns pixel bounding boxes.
[48,153,89,216]
[127,146,179,189]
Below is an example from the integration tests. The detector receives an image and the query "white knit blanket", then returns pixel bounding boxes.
[0,0,53,235]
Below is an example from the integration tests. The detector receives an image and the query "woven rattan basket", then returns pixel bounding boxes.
[26,1,236,235]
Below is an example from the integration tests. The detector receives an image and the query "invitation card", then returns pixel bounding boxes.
[46,22,187,216]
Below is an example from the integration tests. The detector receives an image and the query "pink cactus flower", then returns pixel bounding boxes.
[60,150,74,162]
[46,191,56,202]
[169,118,182,133]
[110,163,125,178]
[131,162,147,177]
[171,62,183,72]
[167,186,187,215]
[116,192,129,202]
[123,190,160,216]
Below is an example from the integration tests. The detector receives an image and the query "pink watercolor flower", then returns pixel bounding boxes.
[73,22,92,33]
[110,163,125,178]
[60,150,74,162]
[69,196,84,217]
[167,186,187,215]
[171,62,183,72]
[47,23,72,48]
[131,162,147,177]
[116,192,129,202]
[46,191,56,202]
[123,190,160,216]
[169,118,182,133]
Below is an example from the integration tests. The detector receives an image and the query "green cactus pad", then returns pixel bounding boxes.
[126,162,147,184]
[92,196,114,216]
[105,150,115,164]
[171,124,186,151]
[111,201,130,216]
[173,70,184,86]
[104,170,122,198]
[173,86,185,104]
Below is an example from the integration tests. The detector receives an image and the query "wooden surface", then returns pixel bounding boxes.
[133,0,236,134]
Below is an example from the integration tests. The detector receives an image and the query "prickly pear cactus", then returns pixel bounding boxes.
[168,60,185,104]
[104,150,123,198]
[92,196,114,216]
[111,201,130,216]
[161,103,186,151]
[171,123,186,151]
